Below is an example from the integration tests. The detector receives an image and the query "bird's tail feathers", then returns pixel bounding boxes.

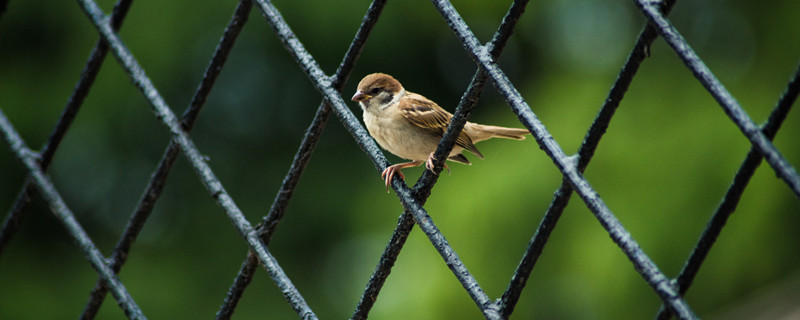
[467,123,530,142]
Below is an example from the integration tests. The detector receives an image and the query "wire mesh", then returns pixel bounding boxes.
[1,0,798,319]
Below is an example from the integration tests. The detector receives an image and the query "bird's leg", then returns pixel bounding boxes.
[381,160,424,192]
[425,152,450,175]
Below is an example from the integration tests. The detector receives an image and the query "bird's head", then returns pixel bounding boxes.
[351,73,404,111]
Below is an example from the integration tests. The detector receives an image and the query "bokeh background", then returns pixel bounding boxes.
[1,0,799,319]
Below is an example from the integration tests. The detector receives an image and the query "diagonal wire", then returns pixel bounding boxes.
[352,1,529,318]
[79,1,253,318]
[634,0,800,198]
[75,0,317,318]
[655,62,800,320]
[2,0,790,317]
[430,0,696,318]
[251,0,500,317]
[498,0,676,316]
[256,0,386,243]
[216,1,387,318]
[0,0,133,257]
[0,109,146,319]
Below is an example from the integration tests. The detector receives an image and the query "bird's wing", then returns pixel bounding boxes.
[400,93,482,157]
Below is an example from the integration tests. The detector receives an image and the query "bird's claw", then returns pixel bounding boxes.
[425,153,450,175]
[381,165,406,193]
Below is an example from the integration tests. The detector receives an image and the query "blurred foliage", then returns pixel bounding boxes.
[1,0,799,319]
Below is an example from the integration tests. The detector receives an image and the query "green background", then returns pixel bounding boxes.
[1,0,799,319]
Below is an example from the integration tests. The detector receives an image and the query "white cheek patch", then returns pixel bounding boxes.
[382,88,405,109]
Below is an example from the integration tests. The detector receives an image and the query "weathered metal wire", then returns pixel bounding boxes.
[430,0,696,318]
[0,0,134,257]
[79,1,254,318]
[634,0,800,198]
[0,0,797,318]
[250,0,501,317]
[655,62,800,320]
[498,0,677,316]
[352,1,530,318]
[216,1,387,318]
[0,109,146,319]
[75,0,316,318]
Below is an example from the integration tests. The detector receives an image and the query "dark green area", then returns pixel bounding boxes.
[1,0,798,319]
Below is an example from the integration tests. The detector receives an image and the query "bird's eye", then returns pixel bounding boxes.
[370,87,381,94]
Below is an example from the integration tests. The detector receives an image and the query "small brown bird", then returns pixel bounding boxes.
[352,73,530,191]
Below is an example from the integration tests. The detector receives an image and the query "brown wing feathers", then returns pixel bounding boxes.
[400,93,483,158]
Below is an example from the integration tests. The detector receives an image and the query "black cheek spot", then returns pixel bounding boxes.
[380,94,394,105]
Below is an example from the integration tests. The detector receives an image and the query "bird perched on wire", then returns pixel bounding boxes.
[351,73,530,191]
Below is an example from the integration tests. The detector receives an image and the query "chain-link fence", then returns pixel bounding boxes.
[1,0,799,319]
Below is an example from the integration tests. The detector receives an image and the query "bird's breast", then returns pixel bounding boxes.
[363,109,460,161]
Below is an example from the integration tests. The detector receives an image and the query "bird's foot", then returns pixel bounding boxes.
[425,153,450,175]
[381,160,423,193]
[381,165,405,193]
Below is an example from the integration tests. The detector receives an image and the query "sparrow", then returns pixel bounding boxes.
[351,73,530,191]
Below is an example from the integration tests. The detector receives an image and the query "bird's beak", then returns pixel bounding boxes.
[351,90,370,102]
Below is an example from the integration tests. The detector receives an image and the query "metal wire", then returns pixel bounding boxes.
[0,0,797,319]
[353,1,530,318]
[75,0,316,317]
[0,0,134,257]
[217,1,387,318]
[251,0,501,317]
[430,0,696,318]
[499,0,677,316]
[655,62,800,320]
[79,0,253,318]
[0,110,146,319]
[634,0,800,198]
